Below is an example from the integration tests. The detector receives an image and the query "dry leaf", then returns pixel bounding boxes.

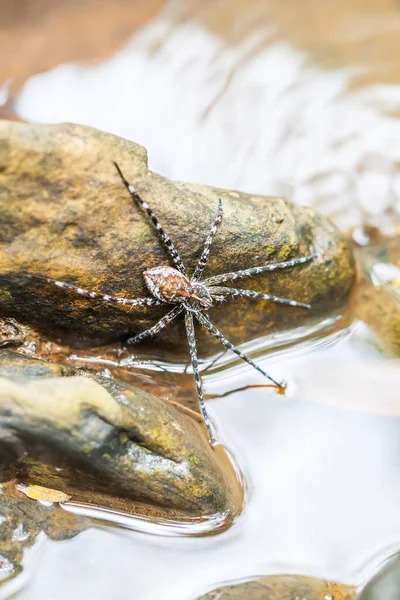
[24,485,71,503]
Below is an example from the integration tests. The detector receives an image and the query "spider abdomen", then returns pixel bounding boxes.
[144,266,192,303]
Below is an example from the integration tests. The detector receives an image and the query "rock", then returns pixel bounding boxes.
[354,237,400,356]
[358,555,400,600]
[0,121,355,355]
[0,350,242,523]
[0,348,74,380]
[195,574,356,599]
[0,318,24,349]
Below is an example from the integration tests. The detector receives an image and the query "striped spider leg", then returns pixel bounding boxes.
[19,159,190,315]
[203,254,316,287]
[19,273,161,308]
[114,163,314,444]
[207,286,311,309]
[21,162,315,446]
[113,162,188,276]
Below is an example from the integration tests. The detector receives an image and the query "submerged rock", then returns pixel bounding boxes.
[0,121,355,355]
[196,574,356,599]
[0,481,87,585]
[354,237,400,356]
[0,350,242,524]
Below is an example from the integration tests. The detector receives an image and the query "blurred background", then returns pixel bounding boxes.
[2,0,400,239]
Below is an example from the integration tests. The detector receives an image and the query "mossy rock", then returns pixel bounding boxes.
[0,350,242,524]
[0,121,355,355]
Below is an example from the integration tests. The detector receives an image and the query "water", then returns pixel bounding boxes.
[5,324,400,599]
[2,0,400,597]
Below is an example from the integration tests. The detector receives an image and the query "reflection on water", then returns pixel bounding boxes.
[8,323,400,600]
[2,0,400,597]
[61,502,233,537]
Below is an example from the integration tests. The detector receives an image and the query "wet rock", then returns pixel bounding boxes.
[0,348,74,380]
[358,555,400,600]
[196,574,356,599]
[0,481,87,585]
[0,121,355,355]
[354,237,400,356]
[0,318,25,349]
[0,350,242,523]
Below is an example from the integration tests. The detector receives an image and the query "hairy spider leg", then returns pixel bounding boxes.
[203,254,316,286]
[209,286,311,309]
[192,198,223,281]
[126,305,183,345]
[184,311,217,444]
[21,273,159,307]
[196,312,283,390]
[114,162,187,276]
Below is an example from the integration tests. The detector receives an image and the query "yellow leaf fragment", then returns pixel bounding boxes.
[24,485,71,503]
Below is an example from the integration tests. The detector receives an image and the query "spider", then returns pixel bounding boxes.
[36,163,315,445]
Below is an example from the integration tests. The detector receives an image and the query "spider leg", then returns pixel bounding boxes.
[192,198,223,281]
[203,254,316,286]
[184,310,217,445]
[196,312,283,390]
[126,305,183,345]
[21,273,159,307]
[114,162,187,276]
[209,286,311,309]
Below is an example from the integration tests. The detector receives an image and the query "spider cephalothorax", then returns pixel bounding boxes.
[36,162,315,445]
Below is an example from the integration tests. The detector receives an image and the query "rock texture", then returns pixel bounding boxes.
[0,121,355,355]
[0,350,242,524]
[354,237,400,356]
[195,574,356,599]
